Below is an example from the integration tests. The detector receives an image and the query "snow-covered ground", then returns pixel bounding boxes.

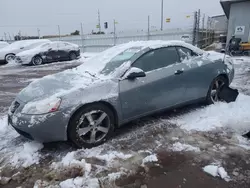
[0,55,250,187]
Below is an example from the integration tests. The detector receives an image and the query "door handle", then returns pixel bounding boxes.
[175,70,184,75]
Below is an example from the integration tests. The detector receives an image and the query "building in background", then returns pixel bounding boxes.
[221,0,250,43]
[211,15,228,34]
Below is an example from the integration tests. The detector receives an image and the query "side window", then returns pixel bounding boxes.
[177,47,197,61]
[133,47,179,72]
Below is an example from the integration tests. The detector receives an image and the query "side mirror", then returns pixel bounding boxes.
[20,47,24,49]
[126,67,146,79]
[48,48,52,51]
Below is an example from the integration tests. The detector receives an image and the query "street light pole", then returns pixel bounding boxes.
[161,0,164,31]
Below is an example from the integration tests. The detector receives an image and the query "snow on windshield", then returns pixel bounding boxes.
[75,42,144,76]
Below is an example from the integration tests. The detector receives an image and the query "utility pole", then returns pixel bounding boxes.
[80,23,84,52]
[161,0,164,31]
[148,15,150,40]
[37,28,40,39]
[202,14,205,31]
[98,9,101,33]
[113,19,116,45]
[8,32,11,41]
[58,25,61,40]
[192,11,197,46]
[196,9,201,47]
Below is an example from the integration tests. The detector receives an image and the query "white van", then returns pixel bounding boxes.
[0,39,50,64]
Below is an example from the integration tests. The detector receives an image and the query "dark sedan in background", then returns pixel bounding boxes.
[15,41,81,65]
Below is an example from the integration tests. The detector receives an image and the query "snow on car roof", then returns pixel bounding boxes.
[77,40,204,75]
[2,39,50,50]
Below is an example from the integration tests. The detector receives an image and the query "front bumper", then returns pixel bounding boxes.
[0,59,7,65]
[15,56,32,65]
[8,100,69,143]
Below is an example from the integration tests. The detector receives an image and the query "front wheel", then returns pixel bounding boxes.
[68,104,115,148]
[32,56,43,66]
[69,52,77,60]
[206,76,228,104]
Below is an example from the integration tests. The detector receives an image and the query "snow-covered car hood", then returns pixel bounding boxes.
[17,68,118,105]
[17,71,98,103]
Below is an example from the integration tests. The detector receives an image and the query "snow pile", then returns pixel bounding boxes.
[0,116,8,133]
[203,164,230,182]
[141,154,158,166]
[170,142,200,152]
[108,171,127,181]
[236,135,250,150]
[170,94,250,134]
[11,141,44,168]
[232,56,250,65]
[95,151,133,163]
[59,177,99,188]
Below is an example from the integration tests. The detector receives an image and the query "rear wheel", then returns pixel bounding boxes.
[206,76,228,104]
[5,54,15,63]
[68,103,115,148]
[69,52,77,60]
[32,56,43,66]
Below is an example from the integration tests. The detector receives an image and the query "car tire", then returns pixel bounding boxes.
[69,52,77,60]
[68,103,115,148]
[32,55,43,66]
[206,75,229,104]
[5,54,15,63]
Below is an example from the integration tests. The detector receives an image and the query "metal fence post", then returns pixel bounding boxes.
[80,23,84,52]
[113,19,116,46]
[57,25,61,41]
[192,11,197,46]
[147,15,150,40]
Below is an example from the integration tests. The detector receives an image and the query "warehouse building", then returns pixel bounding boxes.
[220,0,250,43]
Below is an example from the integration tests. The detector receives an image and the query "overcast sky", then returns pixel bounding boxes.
[0,0,224,38]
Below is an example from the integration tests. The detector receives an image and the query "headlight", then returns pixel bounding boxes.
[21,97,61,115]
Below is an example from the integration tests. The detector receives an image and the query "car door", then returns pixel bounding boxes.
[119,47,187,121]
[57,42,70,60]
[176,46,215,102]
[45,42,59,62]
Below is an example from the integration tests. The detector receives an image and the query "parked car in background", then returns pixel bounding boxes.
[0,39,50,64]
[8,40,234,148]
[181,34,192,43]
[0,41,9,49]
[15,41,81,65]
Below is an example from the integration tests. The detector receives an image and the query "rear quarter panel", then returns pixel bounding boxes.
[183,56,229,101]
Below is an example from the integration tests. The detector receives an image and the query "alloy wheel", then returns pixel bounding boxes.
[76,110,110,144]
[210,79,225,103]
[6,54,15,63]
[33,56,43,65]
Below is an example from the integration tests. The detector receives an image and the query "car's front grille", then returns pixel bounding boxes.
[10,101,20,113]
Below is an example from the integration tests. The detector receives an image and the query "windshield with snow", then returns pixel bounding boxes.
[77,45,143,76]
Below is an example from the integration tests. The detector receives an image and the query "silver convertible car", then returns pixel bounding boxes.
[8,40,234,148]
